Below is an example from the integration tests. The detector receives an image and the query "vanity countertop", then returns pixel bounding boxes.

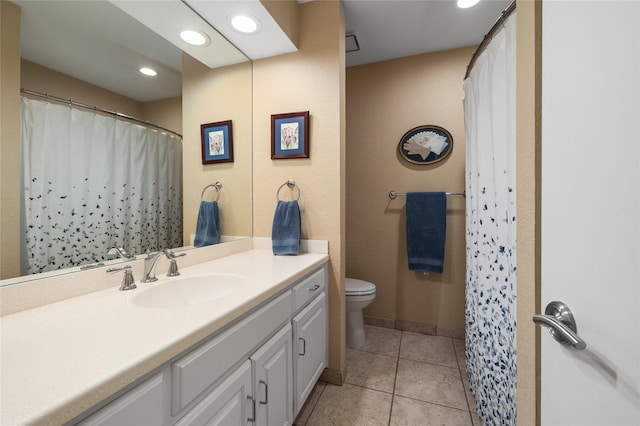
[0,248,329,426]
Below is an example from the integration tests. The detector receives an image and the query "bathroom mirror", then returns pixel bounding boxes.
[2,0,253,285]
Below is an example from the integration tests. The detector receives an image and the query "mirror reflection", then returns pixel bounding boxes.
[4,0,253,285]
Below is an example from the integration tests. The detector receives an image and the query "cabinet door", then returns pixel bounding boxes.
[292,293,327,416]
[251,323,293,426]
[175,361,252,426]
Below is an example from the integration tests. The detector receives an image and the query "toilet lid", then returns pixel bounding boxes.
[345,278,376,296]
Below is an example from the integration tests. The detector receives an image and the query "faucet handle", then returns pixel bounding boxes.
[107,246,134,259]
[167,259,180,277]
[107,265,137,291]
[163,248,186,259]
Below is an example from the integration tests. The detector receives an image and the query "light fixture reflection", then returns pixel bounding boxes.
[457,0,481,8]
[139,67,157,77]
[180,29,210,46]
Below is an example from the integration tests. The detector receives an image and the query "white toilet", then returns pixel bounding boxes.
[345,278,377,348]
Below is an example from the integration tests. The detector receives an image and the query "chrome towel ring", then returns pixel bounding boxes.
[276,179,301,201]
[201,181,222,202]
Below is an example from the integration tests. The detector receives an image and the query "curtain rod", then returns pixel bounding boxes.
[464,1,516,80]
[20,88,183,139]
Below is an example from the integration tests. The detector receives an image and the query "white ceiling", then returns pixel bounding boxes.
[15,0,513,103]
[343,0,512,67]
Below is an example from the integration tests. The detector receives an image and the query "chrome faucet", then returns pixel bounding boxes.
[107,246,134,259]
[141,251,164,283]
[141,249,186,283]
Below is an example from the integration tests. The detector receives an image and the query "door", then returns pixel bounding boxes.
[251,323,293,426]
[540,1,640,424]
[175,360,253,426]
[292,292,327,416]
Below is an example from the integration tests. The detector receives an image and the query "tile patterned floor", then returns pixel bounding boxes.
[294,326,480,426]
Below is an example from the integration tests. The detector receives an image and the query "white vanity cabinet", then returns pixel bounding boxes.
[292,293,327,416]
[251,323,294,426]
[175,360,253,426]
[76,373,167,426]
[290,267,328,417]
[73,264,328,426]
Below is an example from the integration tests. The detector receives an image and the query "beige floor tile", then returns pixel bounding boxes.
[452,339,466,370]
[306,383,392,426]
[294,381,327,426]
[357,325,402,357]
[345,348,398,393]
[395,359,468,411]
[390,396,473,426]
[471,411,481,426]
[400,332,458,368]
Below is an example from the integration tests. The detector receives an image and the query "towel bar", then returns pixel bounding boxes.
[201,182,222,201]
[389,190,465,199]
[276,179,301,201]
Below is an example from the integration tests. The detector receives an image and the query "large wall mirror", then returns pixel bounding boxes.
[4,0,253,285]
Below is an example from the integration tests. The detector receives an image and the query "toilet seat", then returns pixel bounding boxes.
[346,278,376,297]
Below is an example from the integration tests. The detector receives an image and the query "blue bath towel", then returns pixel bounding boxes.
[406,192,447,273]
[272,200,301,255]
[194,200,220,247]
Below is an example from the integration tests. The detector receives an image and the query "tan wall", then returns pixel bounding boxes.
[143,97,183,134]
[346,47,473,335]
[516,0,541,424]
[253,0,346,377]
[260,0,299,48]
[0,1,21,279]
[21,60,182,133]
[181,56,253,245]
[21,60,144,118]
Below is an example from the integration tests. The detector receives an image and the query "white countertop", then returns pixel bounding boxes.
[0,249,328,426]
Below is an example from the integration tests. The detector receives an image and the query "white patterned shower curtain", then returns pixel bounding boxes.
[463,12,517,425]
[21,97,183,274]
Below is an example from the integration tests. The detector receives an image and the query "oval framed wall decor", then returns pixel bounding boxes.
[398,125,453,165]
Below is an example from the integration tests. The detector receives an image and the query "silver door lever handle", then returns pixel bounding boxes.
[532,301,587,350]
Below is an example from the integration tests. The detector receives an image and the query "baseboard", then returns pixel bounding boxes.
[364,316,465,340]
[319,365,345,386]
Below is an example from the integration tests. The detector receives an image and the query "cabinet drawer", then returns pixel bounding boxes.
[76,373,165,426]
[171,290,293,415]
[292,268,326,312]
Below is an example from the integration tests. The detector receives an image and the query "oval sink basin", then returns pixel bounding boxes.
[132,274,244,309]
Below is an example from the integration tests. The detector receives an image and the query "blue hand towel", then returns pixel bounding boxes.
[194,200,220,247]
[406,192,447,273]
[272,200,301,255]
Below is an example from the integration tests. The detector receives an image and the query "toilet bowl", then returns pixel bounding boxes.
[345,278,377,348]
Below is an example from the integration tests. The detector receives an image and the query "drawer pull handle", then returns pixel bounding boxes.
[259,380,268,405]
[309,284,320,292]
[247,395,256,422]
[299,337,306,356]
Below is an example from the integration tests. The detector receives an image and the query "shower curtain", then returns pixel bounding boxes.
[21,97,183,274]
[463,12,517,425]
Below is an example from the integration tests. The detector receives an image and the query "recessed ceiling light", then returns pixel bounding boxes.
[229,14,260,34]
[457,0,481,8]
[139,67,157,77]
[179,29,210,46]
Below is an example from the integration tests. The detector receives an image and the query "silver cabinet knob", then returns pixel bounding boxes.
[533,301,587,350]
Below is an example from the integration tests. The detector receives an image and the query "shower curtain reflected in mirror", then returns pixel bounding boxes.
[21,97,183,275]
[463,11,516,425]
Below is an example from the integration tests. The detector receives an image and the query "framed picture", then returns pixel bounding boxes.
[201,120,233,164]
[271,111,309,159]
[398,125,453,165]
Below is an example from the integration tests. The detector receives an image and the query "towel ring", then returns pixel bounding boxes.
[201,182,222,202]
[276,179,301,201]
